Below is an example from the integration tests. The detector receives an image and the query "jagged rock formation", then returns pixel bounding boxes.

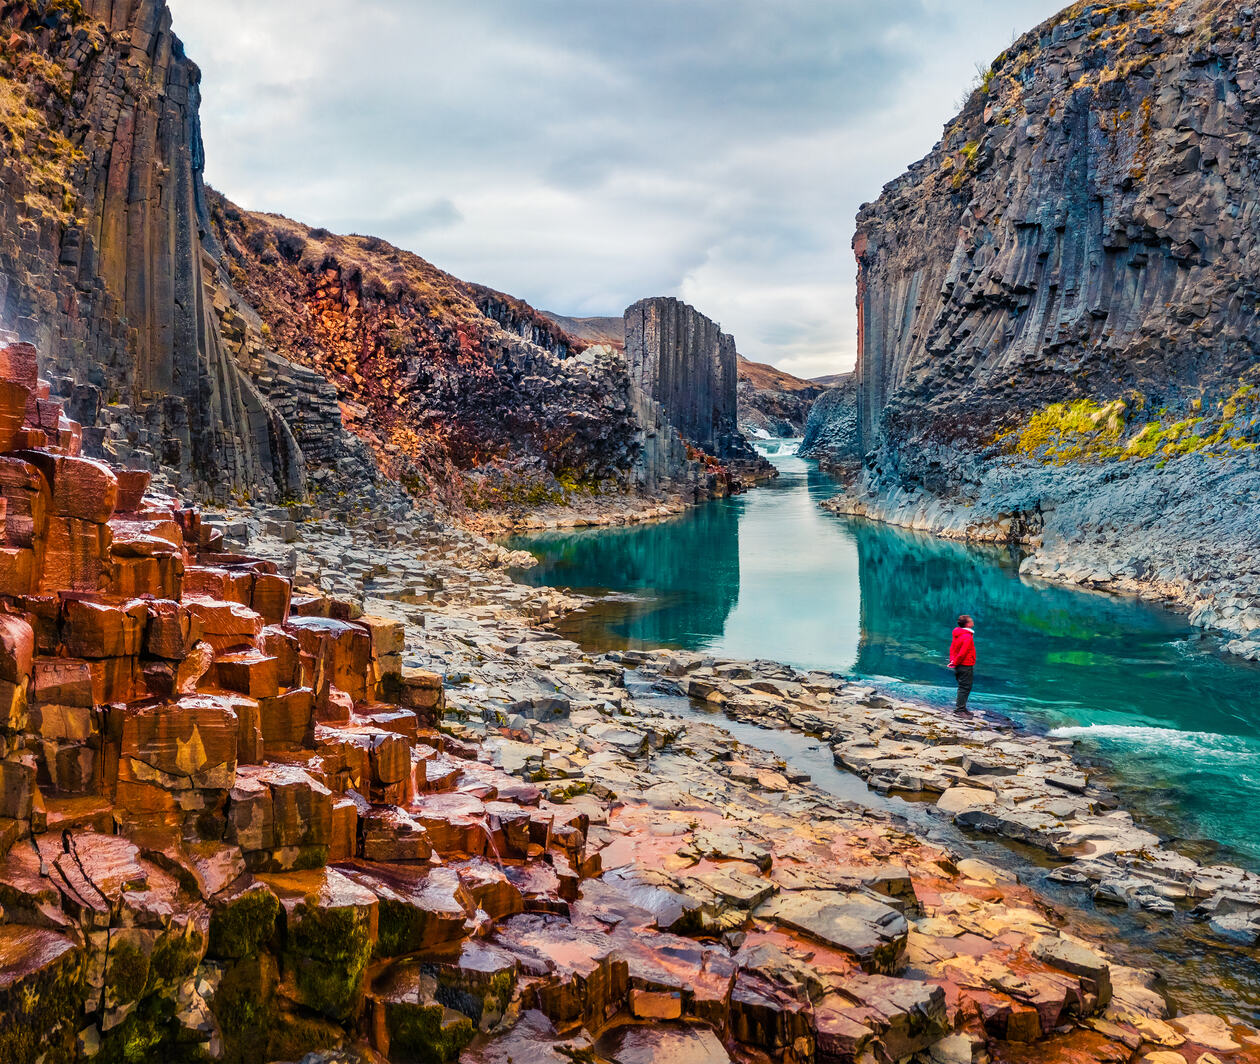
[798,372,859,475]
[625,298,741,458]
[843,0,1260,640]
[540,310,814,439]
[0,338,592,1061]
[0,0,303,500]
[623,298,773,487]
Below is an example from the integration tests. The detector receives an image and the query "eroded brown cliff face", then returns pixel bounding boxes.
[208,199,644,510]
[0,1,664,515]
[855,0,1260,489]
[0,0,302,499]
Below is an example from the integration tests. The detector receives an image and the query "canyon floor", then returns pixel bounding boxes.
[2,340,1259,1064]
[200,499,1260,1064]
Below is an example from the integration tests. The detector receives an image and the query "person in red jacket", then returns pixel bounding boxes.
[948,614,976,710]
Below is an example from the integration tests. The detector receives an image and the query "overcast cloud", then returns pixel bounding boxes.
[168,0,1063,379]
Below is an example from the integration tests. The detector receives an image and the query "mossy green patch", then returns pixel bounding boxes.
[434,965,515,1026]
[375,897,430,959]
[0,938,84,1064]
[263,1008,344,1062]
[147,926,205,989]
[94,994,175,1064]
[284,897,373,1022]
[385,999,476,1064]
[212,953,279,1064]
[995,378,1260,467]
[104,940,150,1007]
[209,884,280,959]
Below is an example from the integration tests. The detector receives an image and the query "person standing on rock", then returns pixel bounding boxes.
[949,615,976,710]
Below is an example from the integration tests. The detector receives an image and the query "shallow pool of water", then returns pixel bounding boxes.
[510,441,1260,866]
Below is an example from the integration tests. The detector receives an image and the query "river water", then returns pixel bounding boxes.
[509,440,1260,868]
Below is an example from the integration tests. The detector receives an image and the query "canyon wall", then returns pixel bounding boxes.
[0,0,303,500]
[856,0,1260,484]
[208,199,645,510]
[844,0,1260,645]
[0,0,684,515]
[799,372,858,475]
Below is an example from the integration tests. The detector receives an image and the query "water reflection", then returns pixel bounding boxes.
[510,442,1260,862]
[509,493,742,650]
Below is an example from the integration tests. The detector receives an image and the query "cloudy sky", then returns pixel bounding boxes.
[169,0,1062,379]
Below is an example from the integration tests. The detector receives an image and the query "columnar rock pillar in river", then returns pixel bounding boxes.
[624,296,741,458]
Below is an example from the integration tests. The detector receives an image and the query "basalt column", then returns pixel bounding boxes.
[0,0,302,499]
[624,296,741,457]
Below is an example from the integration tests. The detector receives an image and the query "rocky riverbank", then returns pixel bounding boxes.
[202,500,1260,1063]
[1,334,1257,1064]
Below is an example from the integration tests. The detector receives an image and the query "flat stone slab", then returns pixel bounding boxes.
[597,1024,731,1064]
[756,890,908,973]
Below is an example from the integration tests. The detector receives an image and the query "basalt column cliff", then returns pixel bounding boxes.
[836,0,1260,647]
[0,0,302,498]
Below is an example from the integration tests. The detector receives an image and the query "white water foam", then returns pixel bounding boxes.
[1049,722,1254,754]
[753,437,802,458]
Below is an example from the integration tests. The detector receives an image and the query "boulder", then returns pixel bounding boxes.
[185,598,264,653]
[0,613,34,683]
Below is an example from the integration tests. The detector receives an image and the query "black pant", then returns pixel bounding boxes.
[955,665,974,709]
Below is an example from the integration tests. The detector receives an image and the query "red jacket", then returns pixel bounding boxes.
[949,626,976,668]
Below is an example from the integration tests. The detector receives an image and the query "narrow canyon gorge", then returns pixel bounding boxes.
[1,1,1259,1063]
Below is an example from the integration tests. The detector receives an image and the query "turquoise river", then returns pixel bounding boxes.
[509,441,1260,869]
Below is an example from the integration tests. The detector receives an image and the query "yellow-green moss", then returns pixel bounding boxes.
[147,926,205,988]
[996,379,1260,466]
[213,953,279,1064]
[94,996,174,1064]
[0,26,96,225]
